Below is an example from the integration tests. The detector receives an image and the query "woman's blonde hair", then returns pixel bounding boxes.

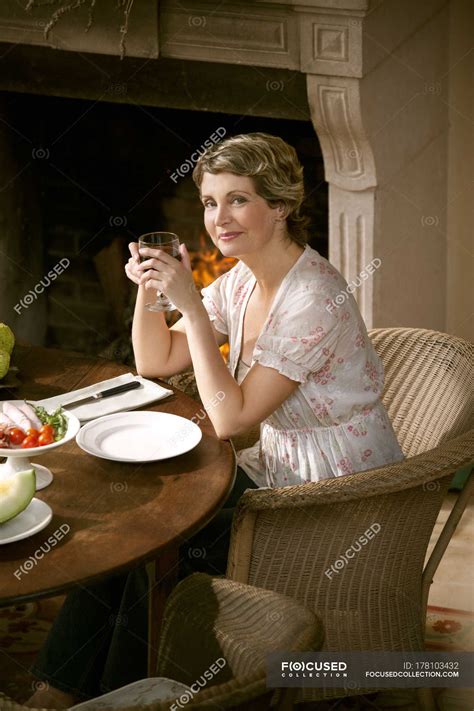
[192,132,309,247]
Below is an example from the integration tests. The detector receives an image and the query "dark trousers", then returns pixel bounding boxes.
[30,466,257,701]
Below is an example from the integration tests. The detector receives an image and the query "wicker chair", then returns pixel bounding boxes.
[226,328,474,708]
[1,574,322,711]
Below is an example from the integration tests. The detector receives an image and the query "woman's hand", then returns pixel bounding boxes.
[135,243,200,314]
[125,242,142,285]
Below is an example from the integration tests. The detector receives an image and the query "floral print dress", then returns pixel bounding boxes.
[201,244,405,488]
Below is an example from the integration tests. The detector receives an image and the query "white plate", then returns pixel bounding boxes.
[76,411,202,463]
[0,498,53,545]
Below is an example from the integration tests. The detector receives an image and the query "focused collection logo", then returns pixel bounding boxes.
[281,661,348,678]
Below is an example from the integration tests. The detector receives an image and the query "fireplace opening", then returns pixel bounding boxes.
[1,90,327,365]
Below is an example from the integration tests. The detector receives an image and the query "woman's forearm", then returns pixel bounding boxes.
[182,300,243,439]
[132,285,172,377]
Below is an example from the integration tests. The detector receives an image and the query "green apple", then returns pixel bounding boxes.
[0,323,14,355]
[0,350,9,380]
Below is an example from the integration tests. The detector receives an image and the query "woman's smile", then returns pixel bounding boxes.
[219,231,243,241]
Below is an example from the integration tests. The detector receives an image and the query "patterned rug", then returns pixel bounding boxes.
[0,596,65,703]
[425,605,474,651]
[0,599,473,704]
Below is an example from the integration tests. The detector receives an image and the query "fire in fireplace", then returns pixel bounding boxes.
[190,233,238,291]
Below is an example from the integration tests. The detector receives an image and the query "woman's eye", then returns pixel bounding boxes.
[202,197,246,208]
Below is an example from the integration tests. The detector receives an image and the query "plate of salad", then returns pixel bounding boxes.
[0,400,80,490]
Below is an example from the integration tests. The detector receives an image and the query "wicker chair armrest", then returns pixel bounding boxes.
[183,671,268,709]
[234,428,474,515]
[157,573,322,686]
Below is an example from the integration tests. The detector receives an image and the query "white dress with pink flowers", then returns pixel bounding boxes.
[200,244,404,488]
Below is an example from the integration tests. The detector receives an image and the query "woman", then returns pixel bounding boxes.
[26,133,403,708]
[132,131,403,486]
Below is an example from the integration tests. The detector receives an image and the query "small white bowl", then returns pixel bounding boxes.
[0,403,80,490]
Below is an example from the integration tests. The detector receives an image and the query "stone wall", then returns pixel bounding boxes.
[363,0,450,330]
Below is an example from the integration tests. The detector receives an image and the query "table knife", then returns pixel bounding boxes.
[61,381,143,409]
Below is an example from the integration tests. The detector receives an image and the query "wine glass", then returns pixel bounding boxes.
[138,232,181,312]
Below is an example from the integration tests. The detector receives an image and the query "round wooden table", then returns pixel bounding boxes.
[0,344,235,672]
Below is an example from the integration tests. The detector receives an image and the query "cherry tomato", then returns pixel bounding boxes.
[26,428,39,438]
[21,435,39,449]
[39,424,54,437]
[5,427,26,445]
[38,432,54,446]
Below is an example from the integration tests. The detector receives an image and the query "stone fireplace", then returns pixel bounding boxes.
[0,0,461,352]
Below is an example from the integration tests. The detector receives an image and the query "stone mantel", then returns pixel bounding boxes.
[0,0,453,333]
[1,1,368,74]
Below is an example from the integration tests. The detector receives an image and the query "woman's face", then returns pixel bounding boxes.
[200,172,281,257]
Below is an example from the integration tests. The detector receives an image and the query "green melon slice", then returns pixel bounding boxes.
[0,469,36,524]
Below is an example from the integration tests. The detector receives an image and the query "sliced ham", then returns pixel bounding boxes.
[0,412,15,429]
[16,401,42,430]
[3,402,33,432]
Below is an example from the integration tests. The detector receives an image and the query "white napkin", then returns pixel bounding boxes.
[36,373,173,423]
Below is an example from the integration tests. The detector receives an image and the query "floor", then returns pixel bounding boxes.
[426,491,473,612]
[0,492,472,710]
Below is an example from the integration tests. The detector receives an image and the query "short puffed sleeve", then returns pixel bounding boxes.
[253,289,343,384]
[200,271,230,335]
